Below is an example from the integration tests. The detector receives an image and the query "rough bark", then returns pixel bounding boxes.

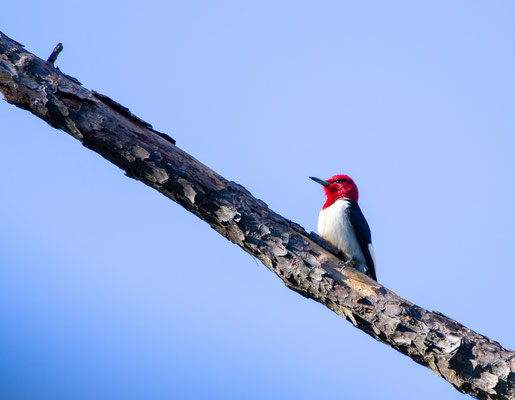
[0,31,513,400]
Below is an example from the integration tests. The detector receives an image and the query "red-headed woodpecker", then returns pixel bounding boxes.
[310,175,377,281]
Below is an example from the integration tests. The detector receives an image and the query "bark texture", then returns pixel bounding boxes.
[0,31,513,400]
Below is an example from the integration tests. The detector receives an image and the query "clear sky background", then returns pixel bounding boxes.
[1,2,514,399]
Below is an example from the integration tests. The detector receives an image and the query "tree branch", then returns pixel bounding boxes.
[0,31,513,400]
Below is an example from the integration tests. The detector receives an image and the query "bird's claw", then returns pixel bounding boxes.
[336,260,369,276]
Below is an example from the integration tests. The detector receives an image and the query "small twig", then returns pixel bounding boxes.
[47,43,63,65]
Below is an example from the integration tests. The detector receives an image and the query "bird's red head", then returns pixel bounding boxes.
[310,174,359,209]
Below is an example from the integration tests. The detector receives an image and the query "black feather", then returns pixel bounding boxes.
[348,200,377,281]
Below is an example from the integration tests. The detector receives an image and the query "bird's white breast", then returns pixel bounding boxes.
[318,199,367,267]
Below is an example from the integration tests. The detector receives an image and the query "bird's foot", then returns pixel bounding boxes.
[333,259,354,274]
[336,258,369,276]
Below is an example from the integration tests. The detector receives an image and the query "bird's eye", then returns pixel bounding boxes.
[334,179,343,184]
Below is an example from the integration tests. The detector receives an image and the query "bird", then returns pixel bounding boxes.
[310,175,377,281]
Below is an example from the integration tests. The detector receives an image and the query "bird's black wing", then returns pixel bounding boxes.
[348,200,377,281]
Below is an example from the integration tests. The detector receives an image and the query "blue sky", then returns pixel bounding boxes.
[1,2,514,399]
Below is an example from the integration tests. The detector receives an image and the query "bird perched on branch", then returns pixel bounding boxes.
[310,175,377,281]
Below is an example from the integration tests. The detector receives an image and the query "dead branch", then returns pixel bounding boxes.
[0,31,513,400]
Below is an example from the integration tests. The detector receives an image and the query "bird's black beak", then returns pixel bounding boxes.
[309,176,330,187]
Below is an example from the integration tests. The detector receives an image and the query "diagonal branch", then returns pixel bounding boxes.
[0,31,513,400]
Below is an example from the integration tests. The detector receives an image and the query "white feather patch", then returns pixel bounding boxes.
[318,199,367,270]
